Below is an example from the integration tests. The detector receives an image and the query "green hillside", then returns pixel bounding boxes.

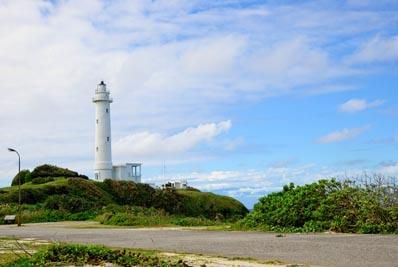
[0,165,248,225]
[177,190,248,219]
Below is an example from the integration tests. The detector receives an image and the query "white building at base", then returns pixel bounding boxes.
[93,81,142,183]
[112,163,141,183]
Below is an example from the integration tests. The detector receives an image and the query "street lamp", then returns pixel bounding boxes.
[8,148,21,227]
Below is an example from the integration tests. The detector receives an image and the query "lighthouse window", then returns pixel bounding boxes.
[106,108,108,113]
[96,147,98,152]
[107,137,110,141]
[96,119,98,124]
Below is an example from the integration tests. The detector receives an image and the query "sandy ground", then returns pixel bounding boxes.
[162,252,300,267]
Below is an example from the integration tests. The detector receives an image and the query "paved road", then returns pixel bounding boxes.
[0,223,397,267]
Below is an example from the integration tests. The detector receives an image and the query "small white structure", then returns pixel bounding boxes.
[161,179,188,189]
[93,81,142,182]
[112,163,142,183]
[173,180,188,189]
[93,81,113,180]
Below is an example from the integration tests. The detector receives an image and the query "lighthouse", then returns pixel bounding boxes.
[93,81,113,180]
[92,81,142,182]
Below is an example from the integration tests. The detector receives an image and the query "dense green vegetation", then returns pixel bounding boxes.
[177,190,247,220]
[11,164,88,187]
[0,165,248,226]
[237,178,398,233]
[5,164,396,234]
[5,243,191,266]
[97,206,223,227]
[11,170,31,186]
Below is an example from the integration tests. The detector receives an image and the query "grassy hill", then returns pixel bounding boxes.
[0,165,248,225]
[177,190,248,219]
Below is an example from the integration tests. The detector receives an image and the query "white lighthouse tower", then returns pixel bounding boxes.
[93,81,113,180]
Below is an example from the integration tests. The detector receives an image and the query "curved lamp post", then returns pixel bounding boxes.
[8,148,21,227]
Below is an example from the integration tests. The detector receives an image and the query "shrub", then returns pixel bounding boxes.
[10,170,31,186]
[31,177,55,184]
[241,179,398,233]
[20,188,47,204]
[78,174,89,180]
[98,212,169,226]
[152,188,184,214]
[177,190,248,219]
[67,178,113,206]
[96,207,221,227]
[6,243,191,266]
[31,164,78,178]
[302,220,327,232]
[100,179,155,206]
[0,182,69,204]
[172,216,220,226]
[44,195,96,213]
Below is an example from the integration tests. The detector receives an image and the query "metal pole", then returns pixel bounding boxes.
[17,150,21,227]
[8,148,21,227]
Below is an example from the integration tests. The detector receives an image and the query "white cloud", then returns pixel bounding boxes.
[113,120,231,161]
[0,0,396,184]
[246,38,350,95]
[317,126,369,144]
[339,99,384,113]
[350,36,398,63]
[378,163,398,176]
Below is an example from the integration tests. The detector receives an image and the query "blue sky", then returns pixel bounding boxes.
[0,0,397,207]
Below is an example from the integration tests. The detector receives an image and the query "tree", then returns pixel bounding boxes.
[11,170,31,186]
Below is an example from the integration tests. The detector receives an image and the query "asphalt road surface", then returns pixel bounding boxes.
[0,222,397,267]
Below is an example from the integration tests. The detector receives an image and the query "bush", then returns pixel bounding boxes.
[20,208,68,223]
[31,177,55,184]
[31,164,78,178]
[10,165,88,187]
[177,190,248,219]
[172,216,220,226]
[67,178,113,206]
[96,207,222,227]
[241,179,398,233]
[11,170,31,186]
[99,179,155,207]
[97,211,169,227]
[0,182,69,204]
[78,174,89,180]
[152,188,184,214]
[6,243,191,266]
[0,204,98,224]
[302,220,327,232]
[44,195,96,213]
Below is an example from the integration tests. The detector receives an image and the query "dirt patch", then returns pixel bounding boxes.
[161,252,307,267]
[0,237,50,255]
